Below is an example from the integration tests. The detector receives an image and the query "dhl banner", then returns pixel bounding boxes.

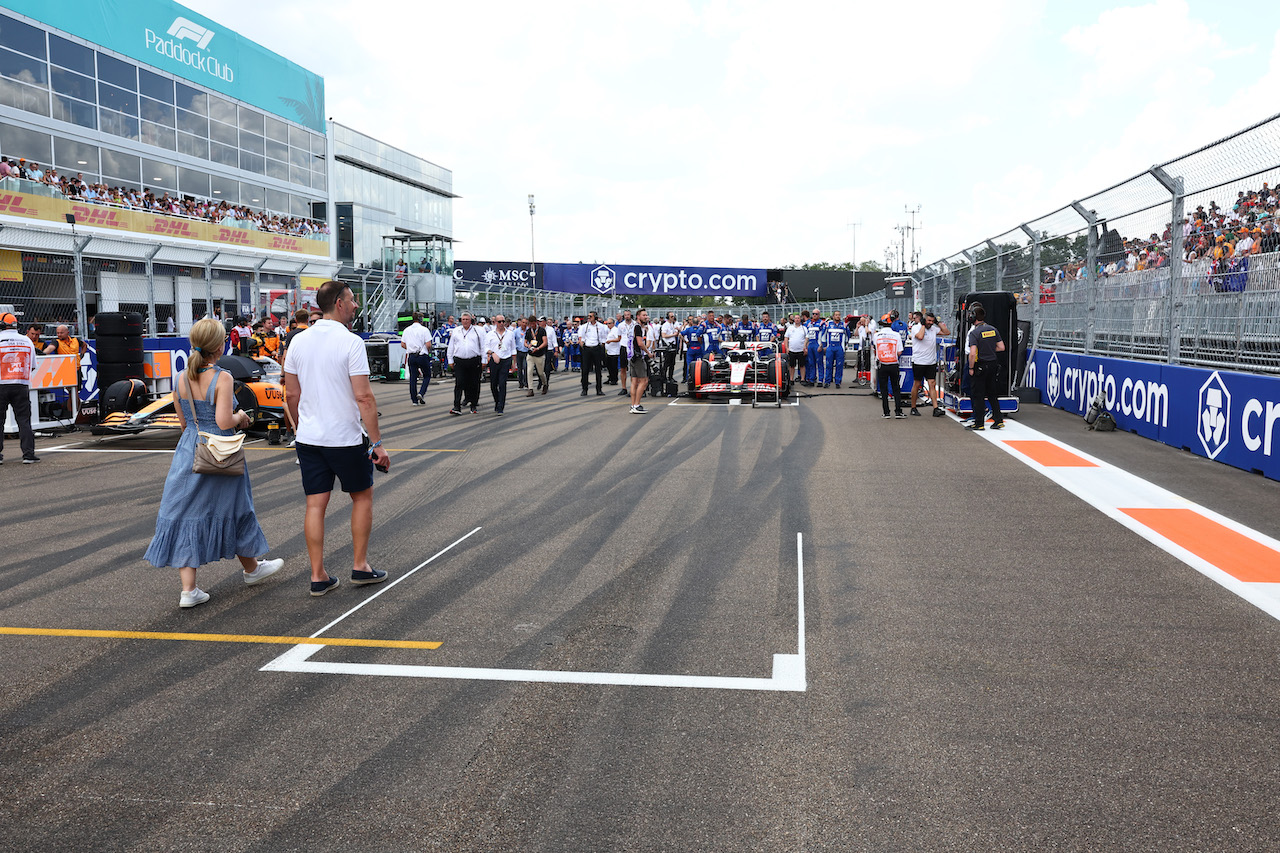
[0,190,328,257]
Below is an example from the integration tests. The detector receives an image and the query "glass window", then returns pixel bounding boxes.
[96,52,136,91]
[140,97,174,126]
[289,125,309,149]
[138,68,173,103]
[177,131,207,160]
[209,141,237,168]
[208,118,236,146]
[54,138,97,173]
[312,155,325,176]
[240,151,264,175]
[49,34,92,75]
[176,108,207,136]
[100,148,140,184]
[239,182,266,205]
[310,170,326,192]
[0,46,47,86]
[289,145,310,168]
[210,174,238,202]
[178,166,209,197]
[51,95,95,129]
[50,66,93,101]
[291,195,311,218]
[265,138,287,162]
[175,82,206,115]
[98,82,137,115]
[237,107,264,135]
[266,188,290,214]
[140,120,175,150]
[264,115,288,143]
[239,131,264,156]
[99,108,139,141]
[0,78,49,116]
[0,122,51,162]
[310,132,326,156]
[264,157,287,182]
[0,14,46,60]
[289,164,309,186]
[207,93,235,124]
[141,158,177,191]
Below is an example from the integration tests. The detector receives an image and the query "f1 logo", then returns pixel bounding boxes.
[167,17,215,50]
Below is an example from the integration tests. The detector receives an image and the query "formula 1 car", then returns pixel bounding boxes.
[688,341,791,402]
[92,354,287,437]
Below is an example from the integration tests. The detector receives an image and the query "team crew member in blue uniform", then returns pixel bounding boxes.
[432,319,454,377]
[965,304,1006,430]
[755,312,778,355]
[681,317,706,381]
[733,315,756,344]
[803,312,824,386]
[819,315,848,388]
[702,310,724,355]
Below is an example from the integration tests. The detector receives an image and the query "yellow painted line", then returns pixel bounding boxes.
[0,627,441,649]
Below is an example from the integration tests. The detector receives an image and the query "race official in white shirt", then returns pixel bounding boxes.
[399,312,432,405]
[578,310,609,396]
[482,315,518,414]
[446,312,485,415]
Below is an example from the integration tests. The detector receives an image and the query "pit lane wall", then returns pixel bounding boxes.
[1024,350,1280,481]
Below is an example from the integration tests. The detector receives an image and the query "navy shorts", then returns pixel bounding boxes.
[296,441,373,495]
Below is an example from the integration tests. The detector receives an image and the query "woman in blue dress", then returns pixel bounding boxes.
[144,318,283,608]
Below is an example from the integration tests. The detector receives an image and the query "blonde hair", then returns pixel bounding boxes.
[186,318,226,386]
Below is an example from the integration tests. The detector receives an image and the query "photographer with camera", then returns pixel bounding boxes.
[909,311,949,416]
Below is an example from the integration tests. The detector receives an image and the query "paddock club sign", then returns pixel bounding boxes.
[542,263,768,297]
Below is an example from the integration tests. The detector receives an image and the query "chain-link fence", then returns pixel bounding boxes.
[903,110,1280,374]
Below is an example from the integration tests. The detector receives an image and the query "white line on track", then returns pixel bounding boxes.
[262,532,808,692]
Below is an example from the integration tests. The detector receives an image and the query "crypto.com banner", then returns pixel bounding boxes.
[1024,349,1280,481]
[543,263,767,297]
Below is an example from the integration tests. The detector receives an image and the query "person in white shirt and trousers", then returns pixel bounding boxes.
[446,312,484,415]
[399,311,432,405]
[483,315,517,414]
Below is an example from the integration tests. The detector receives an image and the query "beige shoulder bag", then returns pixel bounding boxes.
[183,370,246,476]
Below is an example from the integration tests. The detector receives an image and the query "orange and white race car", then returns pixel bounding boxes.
[688,341,791,402]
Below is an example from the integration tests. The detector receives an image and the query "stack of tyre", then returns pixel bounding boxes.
[94,311,145,391]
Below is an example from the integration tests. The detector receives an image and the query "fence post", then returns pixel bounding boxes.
[942,260,954,319]
[73,235,90,337]
[145,245,161,337]
[984,240,1003,292]
[1149,166,1184,364]
[252,258,267,323]
[203,252,216,318]
[1019,224,1040,346]
[962,250,976,300]
[1071,203,1099,353]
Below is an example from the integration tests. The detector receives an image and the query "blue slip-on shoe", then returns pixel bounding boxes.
[351,568,388,586]
[310,576,340,596]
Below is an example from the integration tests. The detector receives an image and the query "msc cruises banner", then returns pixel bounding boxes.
[453,261,542,288]
[1024,349,1280,481]
[7,0,326,132]
[542,263,768,297]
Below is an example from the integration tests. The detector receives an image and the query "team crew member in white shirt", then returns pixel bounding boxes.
[283,280,390,596]
[399,311,432,405]
[603,318,622,386]
[483,314,518,414]
[909,311,949,416]
[782,315,809,384]
[658,311,680,384]
[446,312,485,415]
[612,310,634,396]
[578,311,608,396]
[543,320,559,385]
[0,310,38,463]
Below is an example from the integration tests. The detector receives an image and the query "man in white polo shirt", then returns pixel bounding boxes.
[283,280,391,596]
[399,311,432,405]
[782,314,808,384]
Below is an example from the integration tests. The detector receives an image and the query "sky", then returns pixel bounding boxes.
[185,0,1280,271]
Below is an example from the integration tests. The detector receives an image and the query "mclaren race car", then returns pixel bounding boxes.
[688,341,791,401]
[92,354,287,437]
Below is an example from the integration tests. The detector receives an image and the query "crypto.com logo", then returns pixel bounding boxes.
[590,264,616,294]
[167,17,214,50]
[1045,353,1061,407]
[1197,371,1231,459]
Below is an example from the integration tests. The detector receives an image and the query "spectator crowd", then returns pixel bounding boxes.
[0,155,329,239]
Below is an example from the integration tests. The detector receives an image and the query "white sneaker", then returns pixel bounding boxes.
[244,558,283,585]
[628,405,638,413]
[179,588,210,608]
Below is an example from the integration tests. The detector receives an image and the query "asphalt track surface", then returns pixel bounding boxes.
[3,371,1280,852]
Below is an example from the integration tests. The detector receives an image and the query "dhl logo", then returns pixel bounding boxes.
[217,228,253,246]
[71,206,128,229]
[148,218,198,238]
[0,194,39,216]
[270,236,301,251]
